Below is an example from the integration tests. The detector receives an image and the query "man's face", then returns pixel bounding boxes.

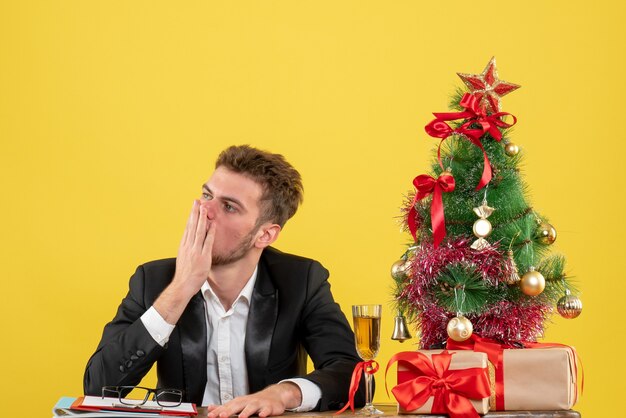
[200,166,265,266]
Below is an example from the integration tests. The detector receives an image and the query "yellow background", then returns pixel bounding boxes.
[1,1,623,416]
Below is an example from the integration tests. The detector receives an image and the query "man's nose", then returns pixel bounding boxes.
[199,199,217,220]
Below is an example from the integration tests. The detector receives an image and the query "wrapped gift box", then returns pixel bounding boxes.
[498,346,578,410]
[447,336,580,411]
[394,350,490,416]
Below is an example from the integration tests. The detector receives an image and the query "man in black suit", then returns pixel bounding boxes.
[84,145,364,417]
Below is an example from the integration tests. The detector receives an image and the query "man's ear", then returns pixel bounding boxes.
[254,223,281,249]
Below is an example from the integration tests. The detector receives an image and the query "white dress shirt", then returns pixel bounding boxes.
[140,267,321,410]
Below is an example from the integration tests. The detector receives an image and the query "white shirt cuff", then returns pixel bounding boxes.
[140,306,176,347]
[280,378,322,412]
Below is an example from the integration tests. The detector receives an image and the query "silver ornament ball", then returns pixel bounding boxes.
[557,292,583,319]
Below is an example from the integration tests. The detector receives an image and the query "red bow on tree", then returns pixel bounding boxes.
[432,93,517,141]
[385,351,491,418]
[425,93,517,190]
[408,171,455,247]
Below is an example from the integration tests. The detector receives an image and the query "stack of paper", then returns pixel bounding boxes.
[52,396,197,417]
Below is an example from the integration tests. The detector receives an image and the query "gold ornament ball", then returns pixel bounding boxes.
[520,269,546,296]
[557,294,583,319]
[472,218,493,238]
[446,315,473,342]
[391,259,409,280]
[504,142,519,156]
[536,223,557,245]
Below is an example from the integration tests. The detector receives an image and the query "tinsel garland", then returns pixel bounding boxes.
[398,236,552,348]
[472,301,552,344]
[416,300,552,349]
[401,237,505,298]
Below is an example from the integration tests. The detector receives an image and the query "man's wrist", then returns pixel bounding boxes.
[279,378,321,412]
[275,382,302,409]
[152,280,199,324]
[170,275,204,300]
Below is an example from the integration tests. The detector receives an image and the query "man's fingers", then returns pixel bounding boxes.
[207,396,282,418]
[256,405,275,418]
[180,200,198,251]
[238,403,262,418]
[202,221,216,257]
[184,200,200,246]
[180,201,195,245]
[208,399,244,418]
[194,205,208,247]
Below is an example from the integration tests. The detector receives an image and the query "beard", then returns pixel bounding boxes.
[211,226,259,266]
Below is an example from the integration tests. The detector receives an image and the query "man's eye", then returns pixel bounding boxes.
[202,193,212,200]
[224,203,236,213]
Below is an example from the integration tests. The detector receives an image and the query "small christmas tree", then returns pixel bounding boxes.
[392,58,583,349]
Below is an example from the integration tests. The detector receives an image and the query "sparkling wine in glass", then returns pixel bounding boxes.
[352,304,383,415]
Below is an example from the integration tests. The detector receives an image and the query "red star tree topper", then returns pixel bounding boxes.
[457,56,520,113]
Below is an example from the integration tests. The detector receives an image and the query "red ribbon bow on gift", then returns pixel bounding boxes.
[334,360,379,415]
[408,171,455,247]
[385,351,490,418]
[425,93,517,190]
[447,334,509,410]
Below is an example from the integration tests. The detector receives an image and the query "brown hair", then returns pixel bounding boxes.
[215,145,303,227]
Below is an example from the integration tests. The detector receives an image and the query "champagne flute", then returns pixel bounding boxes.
[352,304,383,415]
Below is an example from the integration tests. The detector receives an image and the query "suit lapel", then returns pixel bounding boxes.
[178,292,208,404]
[245,259,278,392]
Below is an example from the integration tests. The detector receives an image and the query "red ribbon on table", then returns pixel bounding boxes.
[334,360,379,415]
[385,351,490,418]
[447,334,584,410]
[425,93,517,190]
[407,172,455,247]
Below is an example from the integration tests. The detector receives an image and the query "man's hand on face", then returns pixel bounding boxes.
[153,200,215,324]
[206,383,303,418]
[171,199,215,297]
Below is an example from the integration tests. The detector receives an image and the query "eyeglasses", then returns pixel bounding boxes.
[102,386,184,408]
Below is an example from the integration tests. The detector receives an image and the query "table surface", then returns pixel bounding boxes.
[194,403,581,418]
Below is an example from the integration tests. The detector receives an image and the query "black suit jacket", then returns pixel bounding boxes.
[84,247,365,410]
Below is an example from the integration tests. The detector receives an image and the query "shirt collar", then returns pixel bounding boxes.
[201,265,258,307]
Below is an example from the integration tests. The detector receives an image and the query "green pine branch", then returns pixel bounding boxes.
[432,263,505,314]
